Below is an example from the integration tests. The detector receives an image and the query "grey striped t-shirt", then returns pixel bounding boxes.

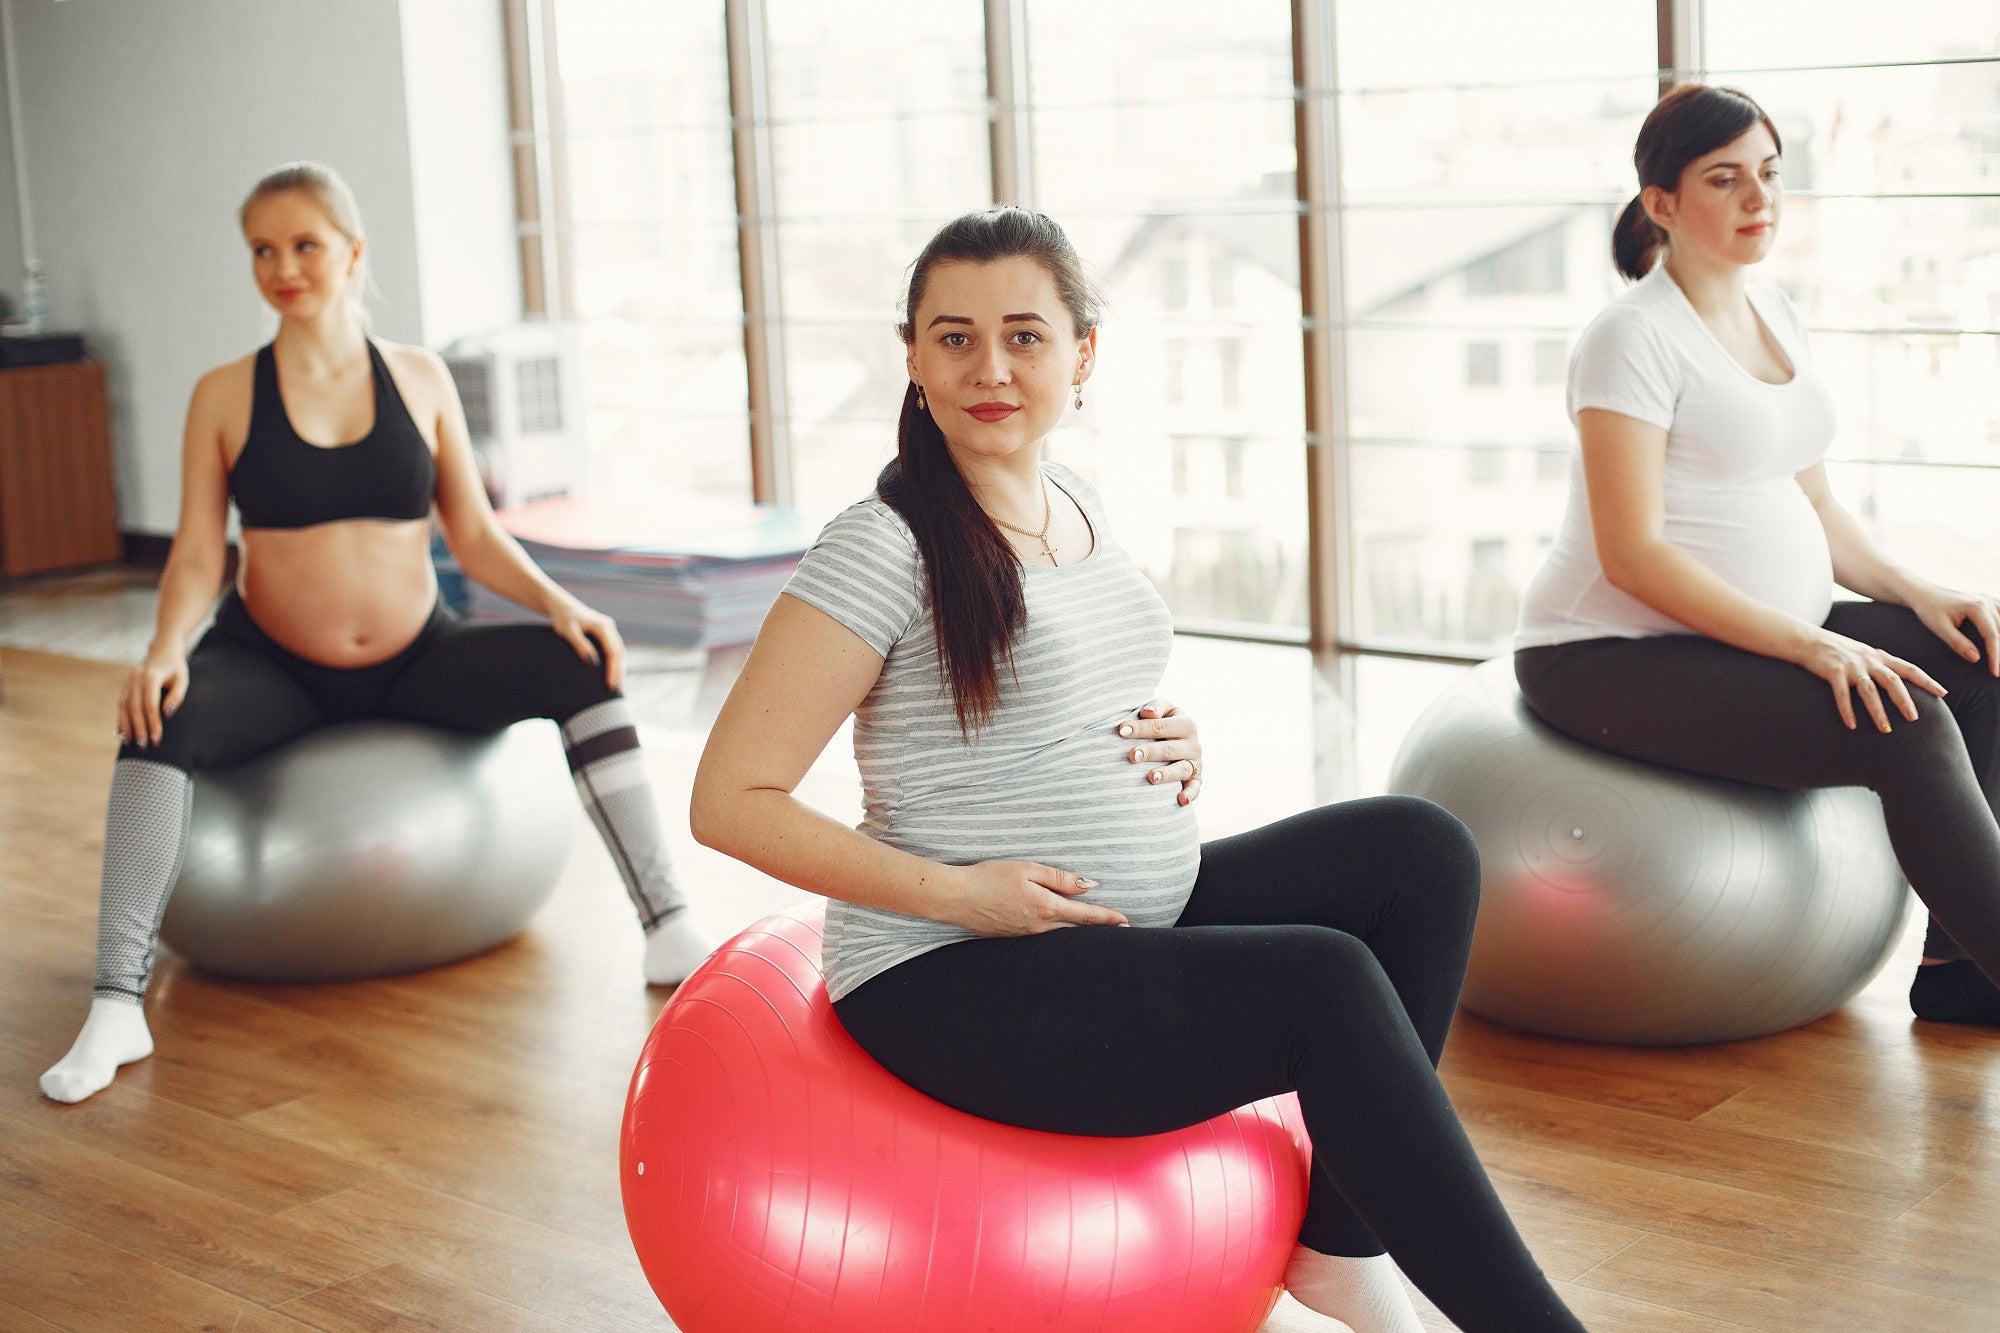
[781,463,1201,1001]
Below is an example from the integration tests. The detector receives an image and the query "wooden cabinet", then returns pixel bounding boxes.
[0,359,121,576]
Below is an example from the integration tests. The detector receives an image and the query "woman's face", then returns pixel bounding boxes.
[1646,123,1783,268]
[243,191,361,322]
[905,256,1095,466]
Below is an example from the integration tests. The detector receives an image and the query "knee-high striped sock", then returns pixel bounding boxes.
[93,758,194,1002]
[561,698,689,929]
[561,700,712,984]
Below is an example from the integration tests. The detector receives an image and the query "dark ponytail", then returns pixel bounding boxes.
[878,208,1103,738]
[1614,83,1781,281]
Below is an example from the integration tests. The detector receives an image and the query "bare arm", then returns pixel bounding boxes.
[1798,462,2000,674]
[119,371,234,746]
[1580,407,1943,730]
[689,593,1126,934]
[420,350,627,687]
[1795,462,1923,604]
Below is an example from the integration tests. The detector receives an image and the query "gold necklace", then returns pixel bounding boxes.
[987,476,1057,566]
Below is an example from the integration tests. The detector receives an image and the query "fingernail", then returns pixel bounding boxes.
[1130,748,1144,762]
[1077,877,1099,888]
[1118,724,1133,737]
[1148,770,1162,782]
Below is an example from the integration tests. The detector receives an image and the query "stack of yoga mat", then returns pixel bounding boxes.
[433,494,826,648]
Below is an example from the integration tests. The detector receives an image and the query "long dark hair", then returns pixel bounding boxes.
[877,208,1103,738]
[1613,84,1781,280]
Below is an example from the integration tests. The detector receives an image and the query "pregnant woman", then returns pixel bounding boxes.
[40,162,712,1105]
[692,207,1585,1332]
[1515,84,2000,1023]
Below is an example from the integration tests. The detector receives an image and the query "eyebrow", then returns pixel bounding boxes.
[1702,154,1780,170]
[925,312,1051,330]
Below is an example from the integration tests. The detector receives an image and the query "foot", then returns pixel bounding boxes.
[644,910,717,986]
[1910,959,2000,1024]
[40,996,154,1103]
[1283,1245,1423,1333]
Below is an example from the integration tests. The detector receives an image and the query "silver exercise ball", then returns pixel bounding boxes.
[160,720,574,983]
[1388,658,1911,1044]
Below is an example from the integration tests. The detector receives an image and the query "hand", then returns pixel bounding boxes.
[548,596,626,690]
[941,860,1129,936]
[118,648,189,748]
[1118,697,1202,805]
[1906,582,2000,678]
[1797,628,1946,732]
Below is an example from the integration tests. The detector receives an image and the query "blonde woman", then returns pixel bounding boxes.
[40,163,711,1105]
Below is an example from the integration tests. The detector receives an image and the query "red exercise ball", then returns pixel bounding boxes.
[622,902,1313,1333]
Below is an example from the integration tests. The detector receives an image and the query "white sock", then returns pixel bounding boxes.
[1283,1245,1424,1333]
[40,996,154,1104]
[643,909,716,986]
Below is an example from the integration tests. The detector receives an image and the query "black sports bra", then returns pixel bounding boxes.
[229,340,436,530]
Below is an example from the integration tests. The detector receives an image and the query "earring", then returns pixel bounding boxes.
[915,385,928,412]
[1072,384,1083,411]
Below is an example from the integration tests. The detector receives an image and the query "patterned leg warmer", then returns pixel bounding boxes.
[561,699,688,929]
[93,758,194,1001]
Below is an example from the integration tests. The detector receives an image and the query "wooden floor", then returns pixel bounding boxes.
[5,640,2000,1332]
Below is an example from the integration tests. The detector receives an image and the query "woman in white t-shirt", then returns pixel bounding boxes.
[1515,84,2000,1024]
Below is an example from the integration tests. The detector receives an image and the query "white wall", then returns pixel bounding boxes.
[400,0,522,347]
[11,0,521,536]
[0,29,23,310]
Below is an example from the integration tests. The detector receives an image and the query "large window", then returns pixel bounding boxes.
[1334,0,1658,652]
[763,1,992,514]
[537,1,1998,654]
[1029,0,1309,634]
[549,1,750,503]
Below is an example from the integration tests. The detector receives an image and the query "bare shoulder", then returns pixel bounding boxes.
[375,339,453,391]
[188,352,257,459]
[191,351,256,413]
[374,339,457,441]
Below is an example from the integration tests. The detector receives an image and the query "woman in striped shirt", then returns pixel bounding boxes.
[691,208,1584,1333]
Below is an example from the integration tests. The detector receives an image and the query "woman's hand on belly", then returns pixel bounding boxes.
[939,861,1131,936]
[1119,697,1204,806]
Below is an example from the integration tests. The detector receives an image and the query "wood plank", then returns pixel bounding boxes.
[1445,1070,1953,1221]
[280,1177,667,1331]
[245,1089,628,1252]
[0,1197,266,1333]
[1695,1082,2000,1178]
[0,1047,366,1214]
[0,1301,70,1331]
[1576,1232,1994,1332]
[0,1117,380,1307]
[1441,1030,1751,1121]
[1475,1132,2000,1311]
[275,1263,584,1332]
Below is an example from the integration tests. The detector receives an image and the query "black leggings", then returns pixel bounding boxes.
[835,798,1584,1333]
[125,592,617,772]
[1516,601,2000,977]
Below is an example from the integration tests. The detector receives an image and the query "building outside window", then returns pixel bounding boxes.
[539,0,1995,655]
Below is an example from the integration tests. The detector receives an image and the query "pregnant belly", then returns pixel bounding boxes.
[1666,483,1833,626]
[874,740,1202,925]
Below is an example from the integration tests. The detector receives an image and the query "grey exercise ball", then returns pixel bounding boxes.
[160,720,574,983]
[1388,658,1911,1044]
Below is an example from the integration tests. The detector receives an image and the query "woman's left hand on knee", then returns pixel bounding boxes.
[1120,698,1203,805]
[549,596,627,690]
[1909,583,2000,676]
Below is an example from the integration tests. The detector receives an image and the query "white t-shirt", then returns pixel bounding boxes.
[1515,263,1839,649]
